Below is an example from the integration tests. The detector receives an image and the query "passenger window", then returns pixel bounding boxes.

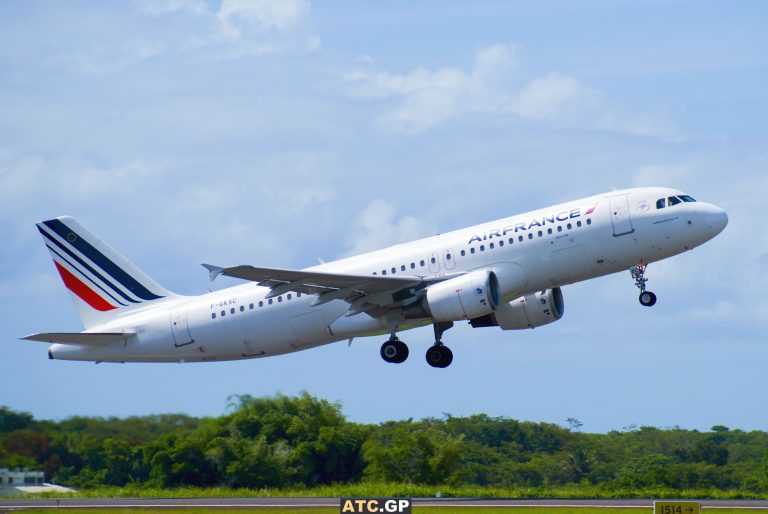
[410,263,415,269]
[499,240,504,247]
[391,267,396,274]
[231,308,235,314]
[401,265,406,271]
[446,253,452,260]
[567,223,572,230]
[509,238,514,244]
[668,196,681,206]
[576,221,582,227]
[656,198,666,209]
[221,310,225,316]
[557,226,563,232]
[480,245,485,251]
[382,270,387,275]
[489,243,494,249]
[259,301,264,307]
[268,299,273,305]
[297,292,301,297]
[278,296,282,302]
[528,233,533,240]
[430,257,436,264]
[587,219,592,225]
[460,250,466,256]
[680,195,696,202]
[287,294,291,300]
[211,313,216,319]
[547,228,552,234]
[537,230,542,237]
[240,305,245,312]
[420,260,425,267]
[470,248,475,254]
[249,303,254,309]
[518,235,523,242]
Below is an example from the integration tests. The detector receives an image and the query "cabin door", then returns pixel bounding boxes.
[609,194,635,236]
[171,306,194,347]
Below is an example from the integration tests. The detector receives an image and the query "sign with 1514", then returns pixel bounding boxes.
[654,501,701,514]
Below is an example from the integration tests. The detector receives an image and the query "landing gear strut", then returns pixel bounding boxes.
[380,337,408,364]
[630,262,657,307]
[426,322,454,368]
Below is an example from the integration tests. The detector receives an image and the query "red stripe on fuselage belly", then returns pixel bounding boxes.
[54,261,117,312]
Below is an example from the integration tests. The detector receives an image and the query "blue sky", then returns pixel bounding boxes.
[1,0,767,433]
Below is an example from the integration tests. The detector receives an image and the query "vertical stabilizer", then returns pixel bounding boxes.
[36,216,179,328]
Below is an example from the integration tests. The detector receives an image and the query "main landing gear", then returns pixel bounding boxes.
[426,322,454,369]
[630,262,657,307]
[380,337,409,364]
[379,321,455,368]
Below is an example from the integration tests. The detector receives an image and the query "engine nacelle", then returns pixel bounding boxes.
[414,270,500,322]
[470,287,564,330]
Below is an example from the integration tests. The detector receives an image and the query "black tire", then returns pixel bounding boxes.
[439,346,453,368]
[426,345,453,368]
[392,340,409,363]
[380,339,408,363]
[639,291,657,307]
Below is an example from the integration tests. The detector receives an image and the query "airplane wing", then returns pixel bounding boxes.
[202,263,447,315]
[21,331,135,345]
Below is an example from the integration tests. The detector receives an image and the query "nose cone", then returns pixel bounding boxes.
[701,204,728,236]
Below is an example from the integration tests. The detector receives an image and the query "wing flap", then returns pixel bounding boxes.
[21,331,135,345]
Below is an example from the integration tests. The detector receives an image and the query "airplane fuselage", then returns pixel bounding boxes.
[45,187,728,363]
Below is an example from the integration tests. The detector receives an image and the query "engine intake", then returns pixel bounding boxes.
[470,287,564,330]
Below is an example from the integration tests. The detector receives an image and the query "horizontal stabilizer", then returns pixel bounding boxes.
[21,331,135,345]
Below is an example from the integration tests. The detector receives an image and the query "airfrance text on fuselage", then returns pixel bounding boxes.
[467,203,598,244]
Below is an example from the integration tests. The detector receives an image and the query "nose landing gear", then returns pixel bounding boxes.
[630,263,657,307]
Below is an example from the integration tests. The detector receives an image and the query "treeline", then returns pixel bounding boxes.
[1,393,767,493]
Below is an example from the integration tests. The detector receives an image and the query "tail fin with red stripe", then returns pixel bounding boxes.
[36,216,179,328]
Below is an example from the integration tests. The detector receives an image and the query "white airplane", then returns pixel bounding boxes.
[23,187,727,368]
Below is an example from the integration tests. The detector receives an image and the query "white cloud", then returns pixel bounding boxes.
[131,0,315,62]
[136,0,208,16]
[343,200,429,257]
[345,45,681,139]
[345,44,514,134]
[218,0,310,32]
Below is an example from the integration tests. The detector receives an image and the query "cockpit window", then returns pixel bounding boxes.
[668,196,682,206]
[656,198,666,209]
[679,195,696,202]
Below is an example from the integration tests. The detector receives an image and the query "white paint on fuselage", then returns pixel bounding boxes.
[49,187,727,363]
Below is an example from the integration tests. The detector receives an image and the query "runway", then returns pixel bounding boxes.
[2,497,768,510]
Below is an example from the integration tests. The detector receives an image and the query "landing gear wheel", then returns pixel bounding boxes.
[425,345,453,368]
[380,338,409,364]
[639,291,657,307]
[630,263,657,307]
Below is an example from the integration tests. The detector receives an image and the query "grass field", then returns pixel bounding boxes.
[14,484,767,500]
[12,508,757,514]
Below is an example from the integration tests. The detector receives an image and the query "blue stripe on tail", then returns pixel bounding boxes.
[41,219,164,301]
[37,225,140,304]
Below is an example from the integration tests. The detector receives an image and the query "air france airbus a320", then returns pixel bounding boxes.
[23,187,727,368]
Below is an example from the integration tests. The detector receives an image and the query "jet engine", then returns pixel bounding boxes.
[470,287,564,330]
[404,270,500,322]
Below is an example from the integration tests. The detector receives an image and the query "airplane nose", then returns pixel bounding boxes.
[702,205,728,236]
